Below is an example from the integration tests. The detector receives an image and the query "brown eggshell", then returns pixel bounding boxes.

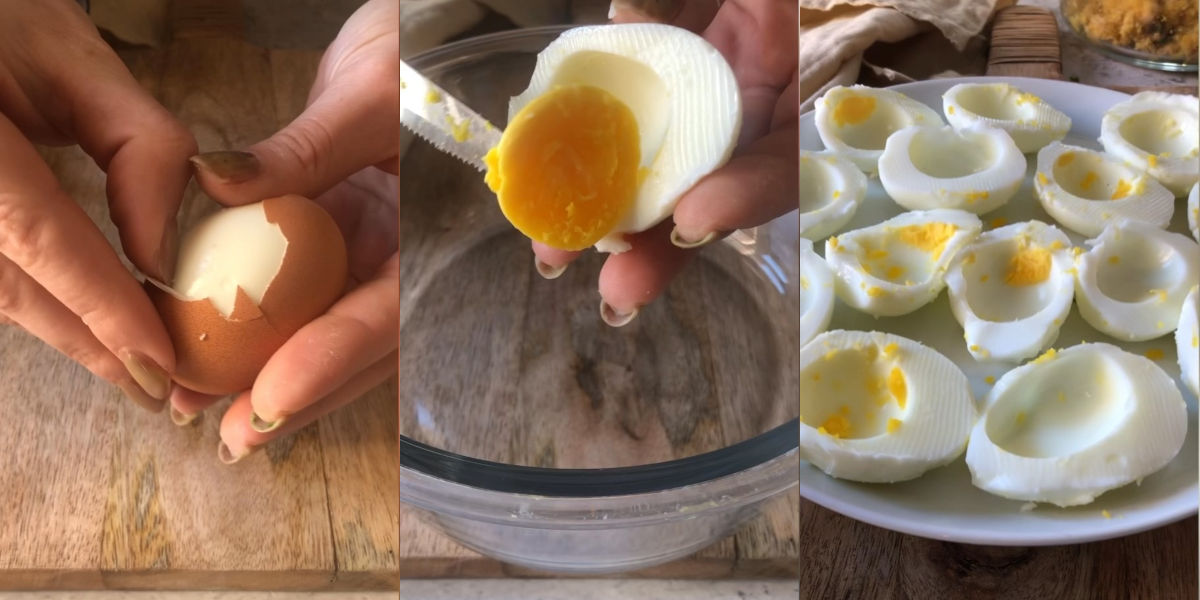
[259,194,349,335]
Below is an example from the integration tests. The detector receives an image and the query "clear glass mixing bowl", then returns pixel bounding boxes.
[397,26,799,574]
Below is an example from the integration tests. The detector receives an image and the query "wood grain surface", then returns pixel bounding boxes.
[0,0,397,590]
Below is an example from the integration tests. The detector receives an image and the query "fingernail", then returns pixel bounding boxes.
[189,151,260,184]
[600,300,639,327]
[534,257,567,280]
[610,0,683,20]
[158,218,178,285]
[118,349,172,400]
[249,410,286,433]
[117,379,166,413]
[670,228,718,249]
[170,405,199,426]
[217,441,252,465]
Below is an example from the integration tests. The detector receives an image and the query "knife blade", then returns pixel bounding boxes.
[400,60,502,172]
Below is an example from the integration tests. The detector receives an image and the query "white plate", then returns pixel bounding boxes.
[799,76,1199,545]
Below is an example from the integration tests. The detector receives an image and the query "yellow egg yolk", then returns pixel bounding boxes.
[896,223,958,259]
[833,95,876,126]
[1005,244,1052,286]
[484,84,640,251]
[888,366,906,409]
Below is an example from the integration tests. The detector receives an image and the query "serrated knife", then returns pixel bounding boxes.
[400,60,502,172]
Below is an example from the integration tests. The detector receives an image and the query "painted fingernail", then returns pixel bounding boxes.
[117,379,166,413]
[670,228,718,249]
[158,218,178,285]
[118,349,172,400]
[189,151,260,184]
[169,406,199,426]
[600,300,639,327]
[534,257,567,280]
[249,410,286,433]
[217,441,252,465]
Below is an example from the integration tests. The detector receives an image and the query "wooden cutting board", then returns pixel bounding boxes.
[0,0,397,590]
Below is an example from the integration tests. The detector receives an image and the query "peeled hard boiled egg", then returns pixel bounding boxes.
[946,221,1074,363]
[1074,221,1200,342]
[799,151,867,241]
[825,209,982,317]
[1099,91,1199,197]
[941,82,1070,152]
[485,23,741,253]
[1177,285,1199,398]
[877,124,1025,213]
[966,343,1186,507]
[814,85,943,174]
[1034,142,1174,238]
[148,195,348,395]
[800,238,834,348]
[1189,182,1198,242]
[800,330,977,483]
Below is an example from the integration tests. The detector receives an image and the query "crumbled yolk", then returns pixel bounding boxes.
[425,89,442,104]
[867,286,884,297]
[1057,391,1066,403]
[1055,152,1075,168]
[888,366,906,409]
[1033,348,1058,364]
[800,276,809,290]
[833,190,842,199]
[1145,348,1165,360]
[885,265,904,280]
[1192,334,1197,348]
[980,274,990,283]
[484,84,640,250]
[1111,179,1132,200]
[1037,172,1049,186]
[1108,255,1120,265]
[446,114,471,142]
[964,252,976,265]
[829,236,840,250]
[1006,245,1052,286]
[818,414,851,438]
[990,217,1008,228]
[1080,171,1098,190]
[1102,509,1112,519]
[897,223,957,258]
[947,105,956,115]
[1147,154,1159,168]
[886,418,902,433]
[1015,92,1040,105]
[1016,411,1027,425]
[984,376,995,384]
[833,94,876,126]
[1148,288,1167,302]
[1049,240,1065,250]
[882,343,898,357]
[966,190,990,204]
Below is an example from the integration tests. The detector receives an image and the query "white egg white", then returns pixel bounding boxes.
[878,124,1025,214]
[966,343,1186,507]
[1099,91,1200,197]
[800,330,977,483]
[814,85,943,175]
[1189,182,1199,243]
[942,82,1071,153]
[800,151,867,241]
[507,23,741,253]
[1034,142,1174,238]
[800,238,835,348]
[1075,221,1200,342]
[825,209,982,317]
[946,221,1074,363]
[1177,285,1199,398]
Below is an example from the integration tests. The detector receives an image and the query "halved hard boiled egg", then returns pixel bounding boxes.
[800,330,977,483]
[1189,182,1199,242]
[1034,142,1174,238]
[877,124,1025,213]
[800,238,834,348]
[1099,91,1199,197]
[1177,285,1199,398]
[945,221,1074,363]
[942,82,1071,152]
[1075,221,1200,342]
[966,343,1186,507]
[799,151,867,241]
[825,209,982,317]
[814,85,943,174]
[485,24,741,253]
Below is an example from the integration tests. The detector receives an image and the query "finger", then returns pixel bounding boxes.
[531,242,581,280]
[167,386,224,426]
[0,113,174,401]
[217,351,398,463]
[597,220,698,325]
[247,255,399,429]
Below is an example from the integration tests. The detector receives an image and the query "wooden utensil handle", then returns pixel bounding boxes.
[986,6,1063,80]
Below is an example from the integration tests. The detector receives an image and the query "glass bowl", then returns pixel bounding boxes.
[397,26,799,574]
[1061,0,1198,72]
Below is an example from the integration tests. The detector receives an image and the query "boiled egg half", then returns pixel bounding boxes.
[1177,285,1199,398]
[1189,182,1198,243]
[878,124,1025,214]
[941,82,1070,152]
[800,238,834,348]
[814,85,943,174]
[799,151,867,241]
[1099,91,1199,197]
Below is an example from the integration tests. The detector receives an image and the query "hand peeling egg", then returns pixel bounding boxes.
[814,85,943,174]
[1034,142,1174,238]
[485,24,741,253]
[800,238,834,348]
[1177,286,1199,398]
[800,330,977,483]
[148,195,348,395]
[966,343,1186,507]
[824,209,982,317]
[946,221,1074,363]
[1074,221,1200,342]
[1099,92,1200,197]
[941,83,1070,152]
[799,151,867,241]
[1189,183,1199,243]
[877,124,1025,214]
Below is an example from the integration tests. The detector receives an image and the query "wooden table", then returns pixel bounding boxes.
[0,0,397,590]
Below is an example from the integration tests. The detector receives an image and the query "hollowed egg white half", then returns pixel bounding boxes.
[942,82,1071,153]
[1189,183,1198,243]
[1176,285,1199,398]
[878,124,1025,214]
[946,221,1074,363]
[1099,91,1199,197]
[800,238,834,348]
[1034,142,1174,238]
[1075,220,1200,342]
[825,209,982,317]
[800,151,867,241]
[814,85,943,175]
[800,329,977,483]
[966,343,1186,507]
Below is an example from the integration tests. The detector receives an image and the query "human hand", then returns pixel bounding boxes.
[0,0,197,410]
[178,0,399,463]
[533,0,798,327]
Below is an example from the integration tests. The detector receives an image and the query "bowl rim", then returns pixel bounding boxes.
[398,26,800,500]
